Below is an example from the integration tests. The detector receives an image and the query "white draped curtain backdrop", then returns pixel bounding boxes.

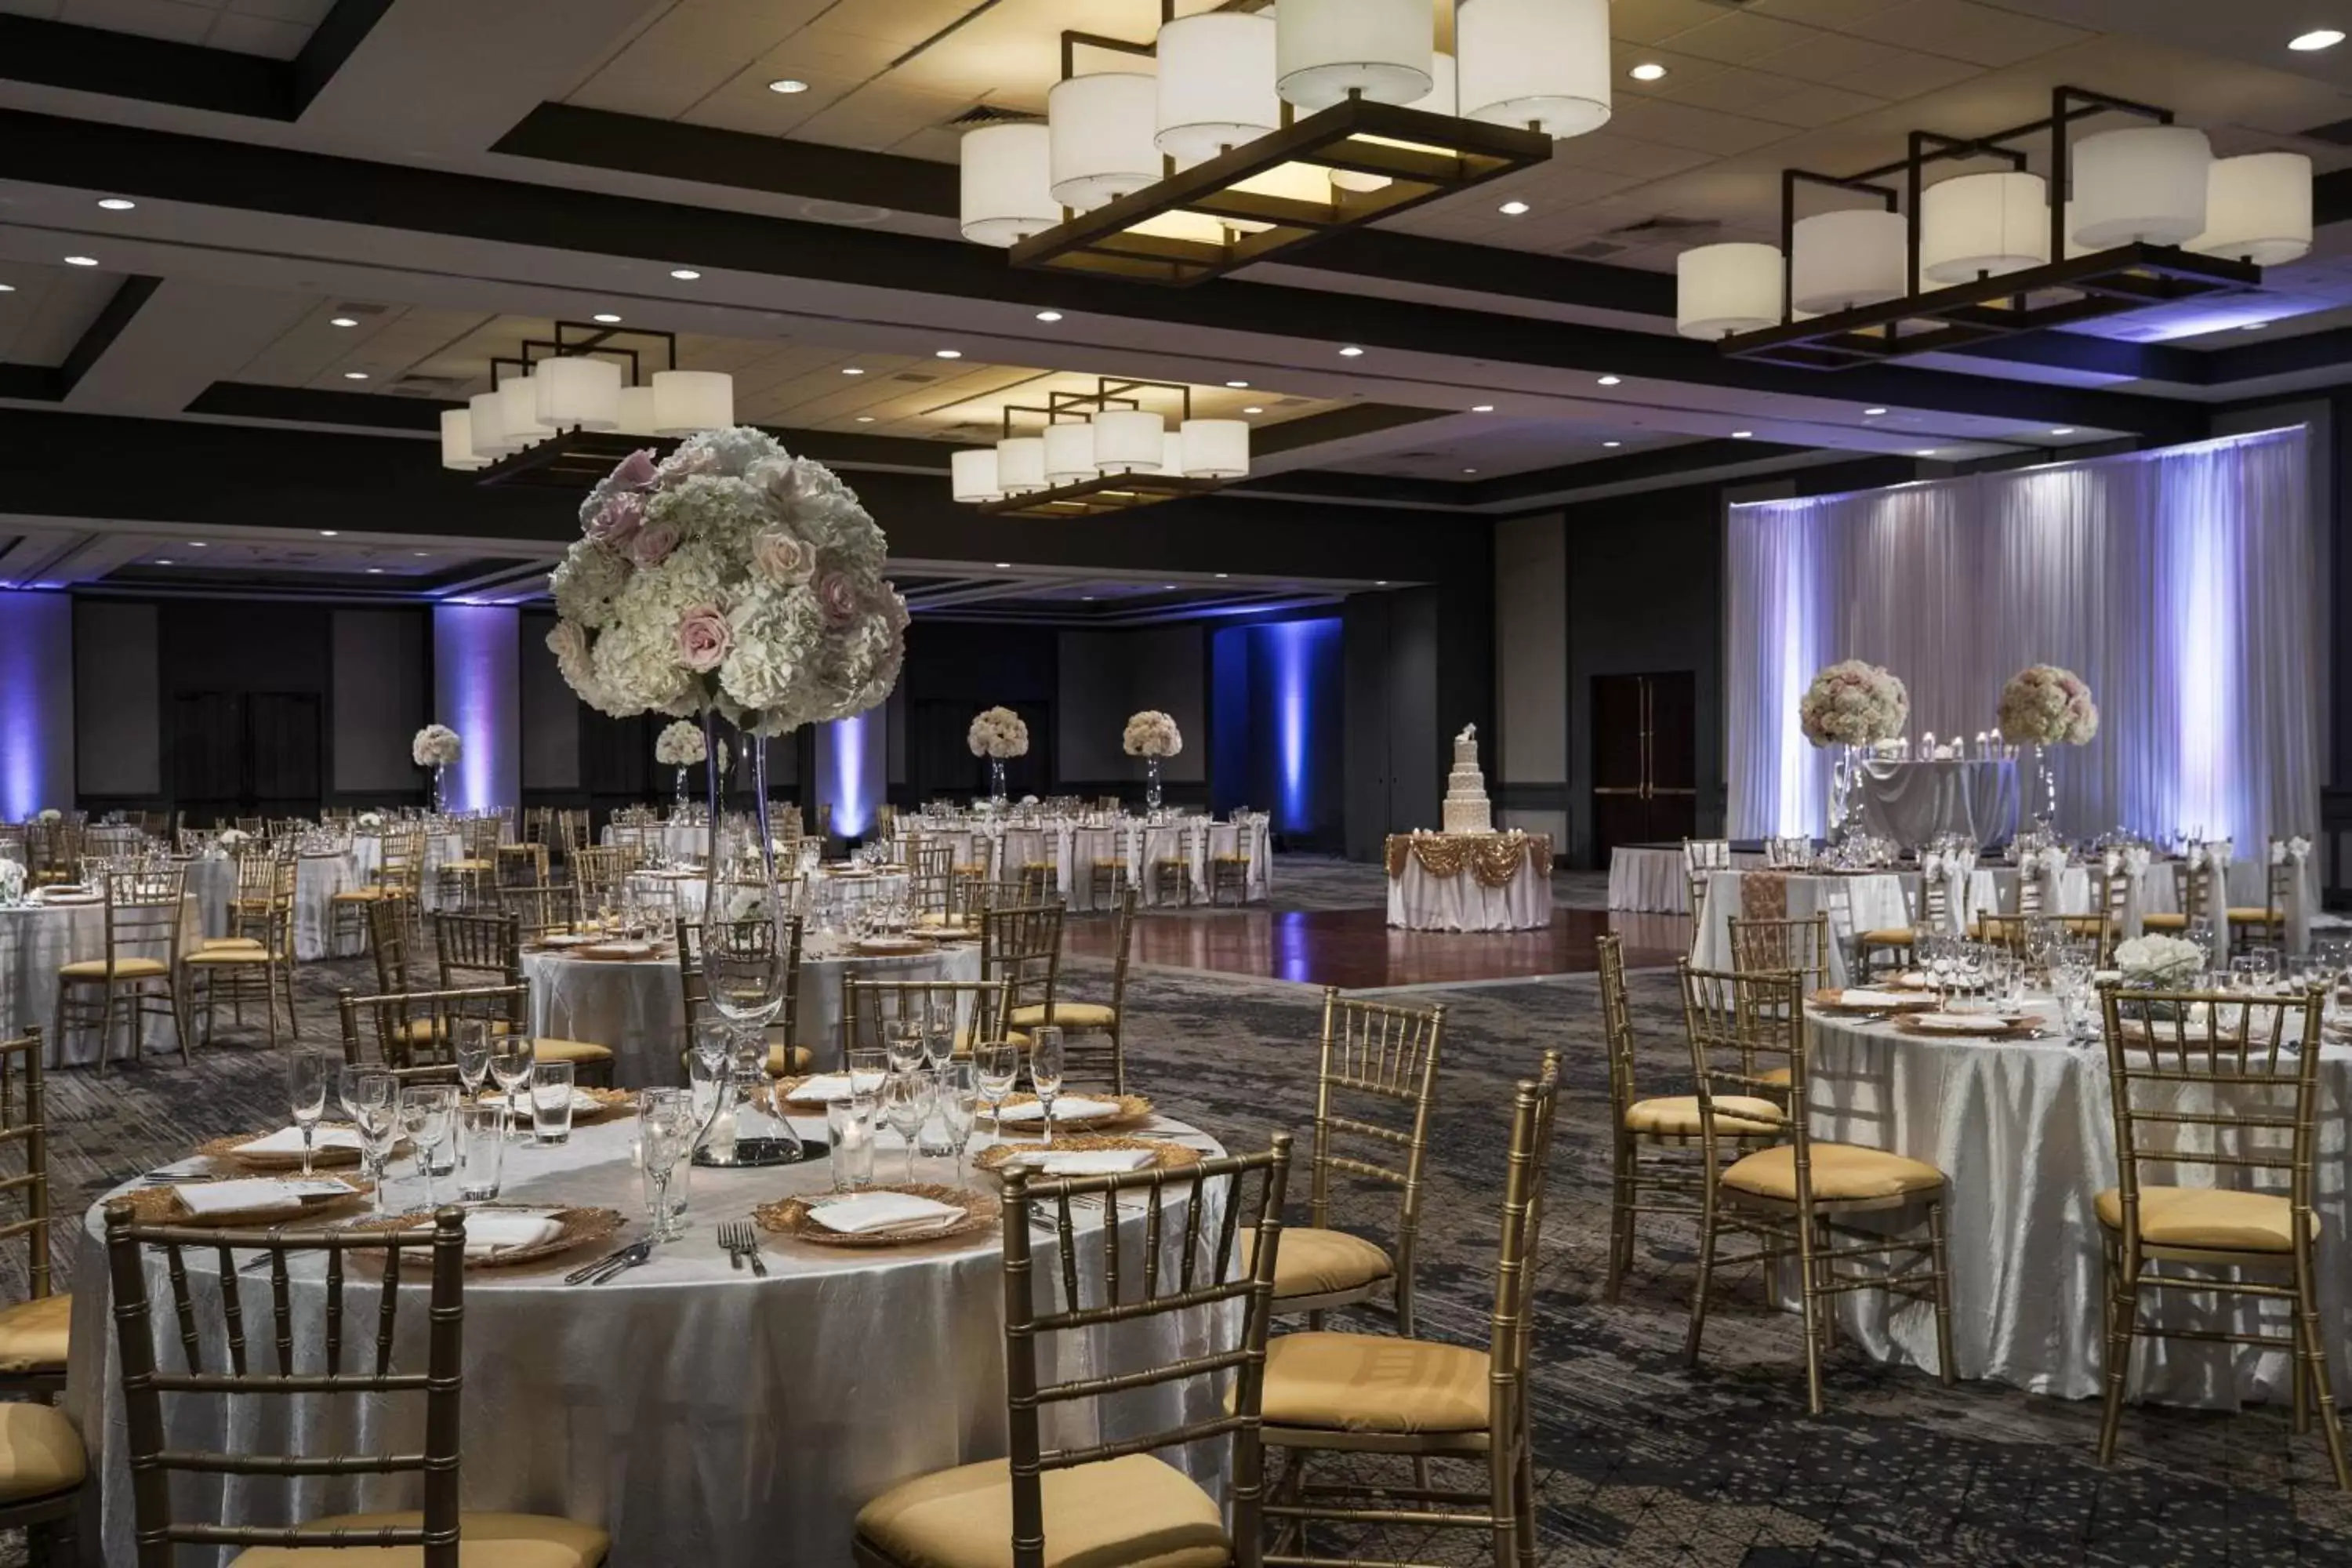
[1726,426,2321,848]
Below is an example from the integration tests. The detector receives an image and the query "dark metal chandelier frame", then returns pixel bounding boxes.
[978,376,1225,518]
[477,321,679,488]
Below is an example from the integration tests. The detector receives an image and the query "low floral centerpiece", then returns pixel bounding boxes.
[968,706,1029,804]
[1123,710,1181,810]
[2115,933,2204,989]
[217,826,253,850]
[355,812,383,831]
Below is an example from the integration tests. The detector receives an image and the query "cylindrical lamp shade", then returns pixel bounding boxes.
[1277,0,1431,112]
[1092,408,1166,472]
[1163,431,1189,477]
[1458,0,1611,140]
[1049,73,1160,211]
[1157,12,1278,167]
[960,122,1058,247]
[951,448,1003,503]
[468,390,515,457]
[615,385,661,438]
[1180,419,1249,479]
[1791,209,1907,314]
[534,355,623,431]
[1044,421,1099,483]
[1332,53,1455,192]
[440,408,488,470]
[2190,151,2312,265]
[1920,171,2048,284]
[497,375,552,445]
[652,371,733,436]
[2068,125,2211,249]
[996,436,1046,494]
[1676,243,1783,339]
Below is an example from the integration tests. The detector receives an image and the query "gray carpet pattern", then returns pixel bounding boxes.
[13,856,2352,1565]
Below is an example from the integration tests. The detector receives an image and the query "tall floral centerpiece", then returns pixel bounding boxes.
[546,427,907,1164]
[412,724,462,813]
[968,707,1028,805]
[654,720,728,815]
[1123,710,1182,812]
[1997,664,2097,831]
[1798,660,1908,842]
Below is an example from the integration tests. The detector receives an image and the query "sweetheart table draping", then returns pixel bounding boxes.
[67,1114,1236,1566]
[1856,757,2019,850]
[1385,833,1552,932]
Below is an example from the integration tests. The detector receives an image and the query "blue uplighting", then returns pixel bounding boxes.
[1267,618,1339,833]
[829,712,873,837]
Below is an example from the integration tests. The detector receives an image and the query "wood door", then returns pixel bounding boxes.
[1591,672,1697,859]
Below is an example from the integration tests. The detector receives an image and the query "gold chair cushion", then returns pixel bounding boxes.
[58,957,169,981]
[1624,1094,1784,1138]
[1006,1002,1116,1031]
[853,1453,1229,1568]
[227,1510,609,1566]
[1858,928,1915,947]
[0,1400,84,1503]
[2140,913,2188,931]
[443,859,494,873]
[1090,859,1124,870]
[200,937,267,951]
[765,1043,816,1078]
[1212,853,1250,865]
[1019,860,1055,872]
[2226,906,2284,925]
[2094,1185,2314,1253]
[0,1293,71,1374]
[1239,1225,1395,1301]
[330,887,387,902]
[1758,1066,1792,1089]
[185,948,281,967]
[533,1038,614,1066]
[1257,1330,1490,1435]
[1720,1142,1944,1203]
[952,863,989,877]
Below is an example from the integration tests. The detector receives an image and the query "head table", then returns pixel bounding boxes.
[66,1112,1238,1566]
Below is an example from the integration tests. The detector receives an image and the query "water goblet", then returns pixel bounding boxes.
[2230,954,2268,995]
[347,1072,401,1214]
[885,1019,924,1076]
[399,1085,455,1207]
[488,1036,533,1141]
[637,1088,693,1241]
[286,1049,328,1178]
[1029,1027,1065,1149]
[531,1061,577,1145]
[938,1062,978,1166]
[973,1041,1019,1141]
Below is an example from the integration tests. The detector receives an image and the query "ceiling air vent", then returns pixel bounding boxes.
[891,372,938,383]
[1606,214,1723,244]
[1562,240,1624,260]
[944,103,1042,129]
[387,375,469,398]
[331,302,390,318]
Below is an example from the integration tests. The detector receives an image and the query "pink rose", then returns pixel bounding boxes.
[586,490,644,548]
[628,520,680,567]
[659,445,720,486]
[610,448,659,490]
[752,527,814,585]
[675,604,731,672]
[816,572,858,626]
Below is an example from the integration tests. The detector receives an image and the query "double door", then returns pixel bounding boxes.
[1592,672,1695,860]
[170,691,323,822]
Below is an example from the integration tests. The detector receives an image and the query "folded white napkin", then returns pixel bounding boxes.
[785,1072,885,1105]
[1831,989,1911,1007]
[806,1191,963,1234]
[462,1211,564,1258]
[995,1098,1120,1123]
[1018,1149,1156,1175]
[238,1126,364,1156]
[175,1178,350,1216]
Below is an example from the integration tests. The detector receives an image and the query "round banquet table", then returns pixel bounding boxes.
[630,868,912,929]
[1800,998,2352,1406]
[603,822,708,862]
[65,1112,1236,1566]
[524,935,985,1080]
[1856,757,2020,851]
[0,893,203,1068]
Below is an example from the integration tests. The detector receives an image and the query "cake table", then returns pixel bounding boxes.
[1385,727,1555,931]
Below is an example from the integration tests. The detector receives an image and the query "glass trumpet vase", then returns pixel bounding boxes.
[989,757,1008,805]
[1145,756,1163,813]
[2031,742,2058,833]
[430,763,447,814]
[674,764,690,814]
[696,712,807,1167]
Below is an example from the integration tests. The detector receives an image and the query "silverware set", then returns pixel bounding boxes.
[717,1220,768,1276]
[564,1240,652,1286]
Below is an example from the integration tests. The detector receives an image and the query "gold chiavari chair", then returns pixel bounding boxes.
[853,1138,1290,1568]
[209,846,288,951]
[949,832,997,902]
[495,839,550,893]
[2227,839,2298,956]
[842,978,1018,1062]
[982,899,1063,1025]
[1857,874,1952,980]
[1258,1058,1556,1567]
[24,820,79,887]
[1084,822,1133,909]
[328,827,424,956]
[0,1030,68,1400]
[1243,987,1440,1336]
[337,981,613,1089]
[1682,964,1953,1414]
[1149,821,1198,908]
[182,857,296,1050]
[435,815,503,910]
[2094,982,2350,1486]
[572,844,641,919]
[815,802,833,842]
[907,837,960,929]
[1682,837,1733,922]
[1599,935,1784,1305]
[232,816,263,835]
[677,915,809,1077]
[56,863,188,1074]
[500,881,579,942]
[1010,889,1136,1093]
[1726,912,1830,1089]
[873,803,897,841]
[1208,818,1257,906]
[103,1203,611,1567]
[2143,847,2223,937]
[1973,911,2032,956]
[434,909,522,988]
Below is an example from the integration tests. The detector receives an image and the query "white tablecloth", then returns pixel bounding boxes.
[1688,870,1909,987]
[1606,847,1767,914]
[627,868,909,930]
[292,853,359,962]
[603,822,709,863]
[67,1113,1236,1566]
[1857,758,2020,850]
[184,856,234,940]
[1386,854,1550,932]
[895,818,1272,907]
[0,895,203,1067]
[525,938,985,1080]
[1804,1000,2352,1406]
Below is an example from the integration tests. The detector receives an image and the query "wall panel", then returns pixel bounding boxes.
[75,598,158,799]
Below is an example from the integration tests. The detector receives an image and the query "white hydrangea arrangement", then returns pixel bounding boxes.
[544,428,908,736]
[1798,660,1909,747]
[1997,664,2099,746]
[0,858,21,902]
[412,724,463,768]
[34,809,58,823]
[217,827,253,849]
[968,707,1029,759]
[2114,933,2204,987]
[655,719,707,767]
[356,811,384,830]
[1123,710,1183,758]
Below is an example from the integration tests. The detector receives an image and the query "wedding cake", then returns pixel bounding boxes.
[1442,724,1493,834]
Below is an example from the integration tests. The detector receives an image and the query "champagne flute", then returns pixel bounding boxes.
[973,1042,1019,1142]
[938,1062,978,1167]
[880,1072,924,1184]
[286,1049,328,1178]
[885,1019,924,1076]
[454,1019,492,1105]
[351,1073,400,1215]
[920,996,953,1073]
[1029,1026,1064,1150]
[399,1085,454,1207]
[488,1036,532,1141]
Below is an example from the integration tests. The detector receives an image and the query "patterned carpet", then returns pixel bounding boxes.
[20,855,2352,1566]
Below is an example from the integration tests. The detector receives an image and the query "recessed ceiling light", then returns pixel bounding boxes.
[1602,440,1622,448]
[63,256,97,267]
[367,567,385,575]
[1082,595,1096,601]
[855,416,876,423]
[1629,62,1668,82]
[1338,345,1364,357]
[2291,28,2345,50]
[1035,310,1063,322]
[343,371,369,380]
[1374,579,1388,586]
[1225,379,1250,388]
[1215,572,1229,579]
[994,562,1011,569]
[1163,584,1177,590]
[1731,430,1753,438]
[935,349,962,359]
[1470,404,1494,413]
[1916,449,1937,457]
[670,268,702,280]
[1242,405,1264,414]
[320,530,339,537]
[1461,467,1479,474]
[592,312,622,324]
[0,285,16,294]
[2050,426,2076,436]
[768,78,810,93]
[329,315,358,328]
[1498,200,1530,216]
[2241,321,2269,331]
[154,559,173,566]
[413,550,429,557]
[1597,375,1621,387]
[1864,406,1888,416]
[96,198,135,211]
[841,367,866,376]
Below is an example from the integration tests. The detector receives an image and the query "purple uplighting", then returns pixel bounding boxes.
[0,591,65,818]
[432,604,516,811]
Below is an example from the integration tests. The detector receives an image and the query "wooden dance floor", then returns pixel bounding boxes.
[1066,906,1688,990]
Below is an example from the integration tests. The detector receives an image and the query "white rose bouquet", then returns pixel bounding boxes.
[655,719,709,767]
[35,809,58,824]
[2114,934,2204,987]
[412,724,463,768]
[1997,665,2099,746]
[356,811,384,830]
[1798,660,1909,747]
[217,827,252,849]
[1123,710,1183,758]
[968,707,1029,759]
[543,428,908,737]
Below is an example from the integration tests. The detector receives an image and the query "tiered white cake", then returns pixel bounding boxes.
[1441,724,1493,834]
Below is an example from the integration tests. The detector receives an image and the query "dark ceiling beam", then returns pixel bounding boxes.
[0,108,2203,444]
[0,3,393,122]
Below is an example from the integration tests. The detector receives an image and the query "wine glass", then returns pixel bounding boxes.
[973,1042,1019,1141]
[885,1019,924,1076]
[454,1019,492,1107]
[638,1089,693,1242]
[399,1085,454,1207]
[286,1049,328,1178]
[920,997,954,1073]
[349,1073,401,1216]
[488,1036,532,1141]
[938,1062,978,1166]
[1029,1026,1064,1149]
[336,1062,378,1127]
[880,1072,925,1183]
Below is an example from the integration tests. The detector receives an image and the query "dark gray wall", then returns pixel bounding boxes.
[331,608,428,793]
[518,609,580,791]
[74,599,158,797]
[1054,626,1206,785]
[1341,577,1494,861]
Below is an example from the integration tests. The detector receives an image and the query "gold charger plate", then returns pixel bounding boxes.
[572,942,665,962]
[343,1205,626,1269]
[991,1093,1153,1134]
[1893,1013,2037,1040]
[120,1174,374,1228]
[1810,988,1937,1014]
[198,1128,372,1172]
[851,937,933,956]
[755,1183,995,1248]
[972,1134,1202,1174]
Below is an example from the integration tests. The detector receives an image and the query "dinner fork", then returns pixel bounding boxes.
[718,1220,768,1277]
